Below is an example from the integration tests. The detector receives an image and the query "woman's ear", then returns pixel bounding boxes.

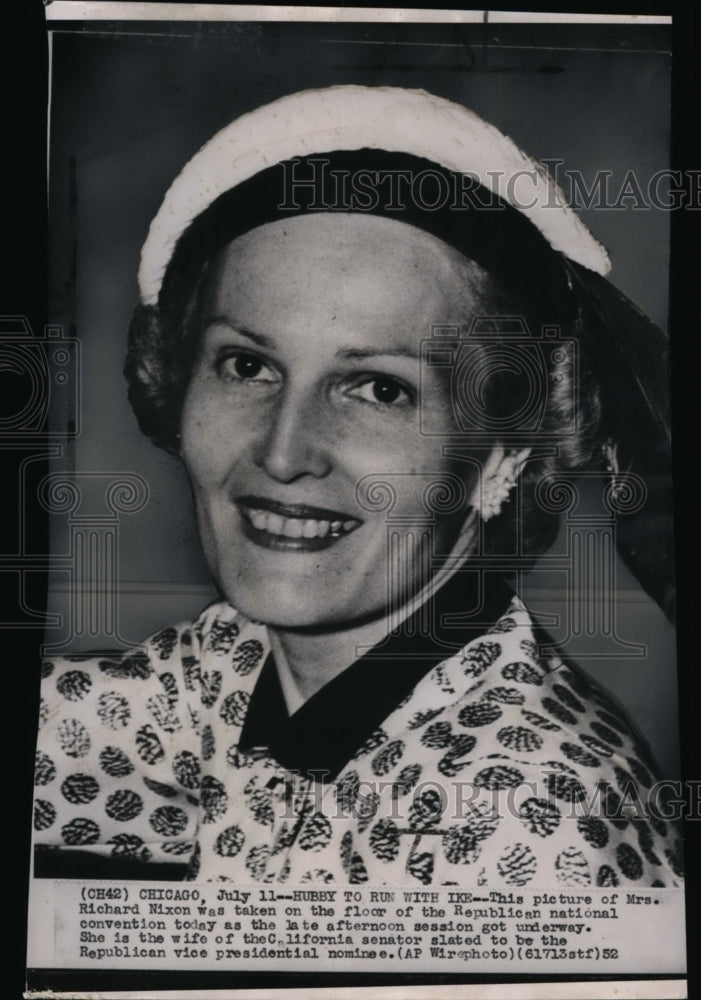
[471,445,532,521]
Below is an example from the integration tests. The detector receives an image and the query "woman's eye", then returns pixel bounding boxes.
[217,351,278,384]
[349,376,413,406]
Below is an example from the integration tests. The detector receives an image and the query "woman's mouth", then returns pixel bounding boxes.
[235,496,362,552]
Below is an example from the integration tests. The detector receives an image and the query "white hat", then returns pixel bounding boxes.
[138,85,611,306]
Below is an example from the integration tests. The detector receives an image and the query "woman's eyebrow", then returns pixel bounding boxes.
[203,316,273,349]
[336,346,419,361]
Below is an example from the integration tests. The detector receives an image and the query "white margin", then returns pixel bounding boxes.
[23,979,689,999]
[44,4,672,25]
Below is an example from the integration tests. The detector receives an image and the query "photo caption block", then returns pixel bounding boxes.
[28,880,686,975]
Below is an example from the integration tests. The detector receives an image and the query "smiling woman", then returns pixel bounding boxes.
[33,86,681,888]
[181,214,488,640]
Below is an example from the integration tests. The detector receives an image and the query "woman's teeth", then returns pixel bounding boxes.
[245,508,356,539]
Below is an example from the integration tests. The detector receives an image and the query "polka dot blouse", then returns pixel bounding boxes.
[33,593,683,887]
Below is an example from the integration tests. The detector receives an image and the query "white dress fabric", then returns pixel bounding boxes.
[33,596,683,887]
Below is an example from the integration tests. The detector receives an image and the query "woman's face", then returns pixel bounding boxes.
[181,213,492,630]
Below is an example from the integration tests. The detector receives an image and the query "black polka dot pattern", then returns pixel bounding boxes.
[151,627,178,660]
[150,805,189,836]
[299,813,333,852]
[99,746,134,777]
[502,661,543,685]
[34,750,56,785]
[57,718,91,758]
[497,842,537,885]
[201,724,215,761]
[555,847,591,886]
[518,797,561,837]
[634,820,661,866]
[546,771,587,803]
[519,638,538,660]
[162,839,194,856]
[406,850,434,885]
[497,725,542,753]
[56,670,92,702]
[245,786,275,827]
[335,771,361,814]
[206,619,240,655]
[577,817,609,849]
[579,732,614,757]
[371,739,405,776]
[232,639,264,674]
[34,799,56,830]
[182,656,201,692]
[391,763,421,798]
[32,599,683,887]
[301,867,334,883]
[219,690,250,727]
[553,683,585,714]
[561,742,601,768]
[407,706,445,730]
[541,697,577,727]
[458,701,503,727]
[616,842,643,880]
[442,808,499,865]
[484,686,524,705]
[596,864,619,887]
[340,831,369,884]
[460,641,502,676]
[201,776,229,823]
[109,833,151,862]
[97,691,131,729]
[147,692,181,732]
[421,721,454,748]
[199,670,223,709]
[135,725,165,765]
[437,733,476,777]
[142,776,178,798]
[521,710,561,732]
[475,765,524,790]
[246,844,270,879]
[61,774,100,804]
[105,789,143,822]
[369,819,400,861]
[186,841,201,879]
[173,751,200,790]
[214,824,245,857]
[356,792,380,834]
[408,787,446,830]
[596,708,629,735]
[590,720,624,747]
[62,817,100,845]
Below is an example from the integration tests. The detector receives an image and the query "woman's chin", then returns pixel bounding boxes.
[217,579,367,633]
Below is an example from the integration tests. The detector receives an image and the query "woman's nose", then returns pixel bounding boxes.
[253,391,333,482]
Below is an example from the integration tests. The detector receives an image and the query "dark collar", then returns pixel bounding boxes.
[238,571,513,781]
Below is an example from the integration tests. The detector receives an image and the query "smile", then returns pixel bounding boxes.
[235,496,362,552]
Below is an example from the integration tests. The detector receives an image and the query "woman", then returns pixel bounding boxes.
[34,86,681,887]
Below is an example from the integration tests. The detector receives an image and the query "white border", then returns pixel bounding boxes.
[23,980,688,999]
[44,4,672,25]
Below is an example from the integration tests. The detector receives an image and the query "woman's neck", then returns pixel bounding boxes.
[266,513,478,705]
